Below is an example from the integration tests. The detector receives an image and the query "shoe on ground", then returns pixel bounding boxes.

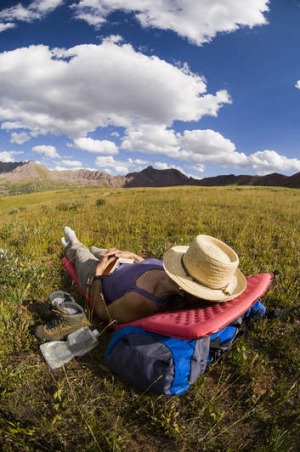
[33,291,76,321]
[47,290,75,307]
[33,303,57,321]
[35,302,90,341]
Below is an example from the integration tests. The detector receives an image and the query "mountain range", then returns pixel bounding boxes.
[0,160,299,189]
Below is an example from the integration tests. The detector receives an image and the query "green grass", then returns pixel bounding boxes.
[0,186,299,451]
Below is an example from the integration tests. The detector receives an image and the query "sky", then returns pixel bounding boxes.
[0,0,300,178]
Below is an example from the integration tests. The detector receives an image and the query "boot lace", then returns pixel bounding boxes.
[45,316,67,332]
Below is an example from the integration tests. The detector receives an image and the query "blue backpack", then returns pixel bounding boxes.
[104,301,266,396]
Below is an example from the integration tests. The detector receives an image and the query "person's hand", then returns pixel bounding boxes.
[100,247,120,258]
[95,252,118,276]
[99,248,143,262]
[114,250,144,262]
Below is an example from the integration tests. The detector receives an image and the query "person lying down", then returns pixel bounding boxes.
[61,227,247,324]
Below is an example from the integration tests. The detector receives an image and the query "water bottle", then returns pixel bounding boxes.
[67,327,99,357]
[40,341,73,369]
[39,327,100,369]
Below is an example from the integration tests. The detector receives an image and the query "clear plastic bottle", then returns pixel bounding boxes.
[67,327,99,356]
[40,341,73,369]
[39,327,99,369]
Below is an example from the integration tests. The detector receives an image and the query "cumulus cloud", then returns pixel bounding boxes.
[179,129,248,166]
[0,40,230,139]
[0,151,20,162]
[295,80,300,89]
[74,137,119,154]
[193,164,205,174]
[121,124,300,175]
[128,158,149,166]
[0,0,63,32]
[11,132,31,144]
[50,158,83,170]
[154,161,187,173]
[95,155,132,174]
[248,150,300,175]
[32,145,60,158]
[122,126,248,166]
[122,125,180,155]
[72,0,269,45]
[95,155,149,174]
[60,159,83,167]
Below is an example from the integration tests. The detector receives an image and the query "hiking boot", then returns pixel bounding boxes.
[33,291,76,321]
[33,303,57,321]
[48,290,75,307]
[35,302,90,341]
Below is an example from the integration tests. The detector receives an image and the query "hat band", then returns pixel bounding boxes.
[181,254,232,295]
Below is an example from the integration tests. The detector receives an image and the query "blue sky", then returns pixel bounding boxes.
[0,0,300,178]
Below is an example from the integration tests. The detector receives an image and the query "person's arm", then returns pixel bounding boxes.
[89,252,154,322]
[115,250,144,262]
[93,292,158,323]
[88,252,118,321]
[92,247,144,263]
[92,290,159,323]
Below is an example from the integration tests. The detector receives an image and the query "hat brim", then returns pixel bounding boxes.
[163,246,247,302]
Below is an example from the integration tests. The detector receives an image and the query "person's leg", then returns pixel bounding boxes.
[65,242,100,290]
[62,227,100,290]
[89,246,107,257]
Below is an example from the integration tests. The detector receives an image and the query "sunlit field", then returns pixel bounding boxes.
[1,186,299,451]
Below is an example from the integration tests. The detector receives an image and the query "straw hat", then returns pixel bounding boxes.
[163,235,247,302]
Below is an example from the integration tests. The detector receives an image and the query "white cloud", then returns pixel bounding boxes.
[121,125,300,175]
[122,125,180,155]
[32,145,60,158]
[154,161,184,173]
[0,0,63,32]
[122,126,248,167]
[0,22,15,33]
[128,158,149,166]
[180,129,248,166]
[1,121,26,130]
[72,0,269,45]
[0,41,230,139]
[126,157,150,173]
[60,159,83,167]
[0,4,32,22]
[193,164,205,174]
[33,0,63,14]
[153,161,203,179]
[295,80,300,89]
[0,151,18,162]
[74,137,119,154]
[181,129,236,154]
[248,150,300,175]
[95,155,133,174]
[11,132,31,144]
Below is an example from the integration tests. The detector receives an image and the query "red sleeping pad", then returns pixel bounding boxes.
[61,257,273,340]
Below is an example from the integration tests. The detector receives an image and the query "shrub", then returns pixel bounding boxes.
[96,198,106,207]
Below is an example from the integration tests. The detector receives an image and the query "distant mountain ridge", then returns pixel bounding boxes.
[0,160,299,188]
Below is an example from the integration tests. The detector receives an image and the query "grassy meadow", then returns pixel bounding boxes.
[0,185,299,451]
